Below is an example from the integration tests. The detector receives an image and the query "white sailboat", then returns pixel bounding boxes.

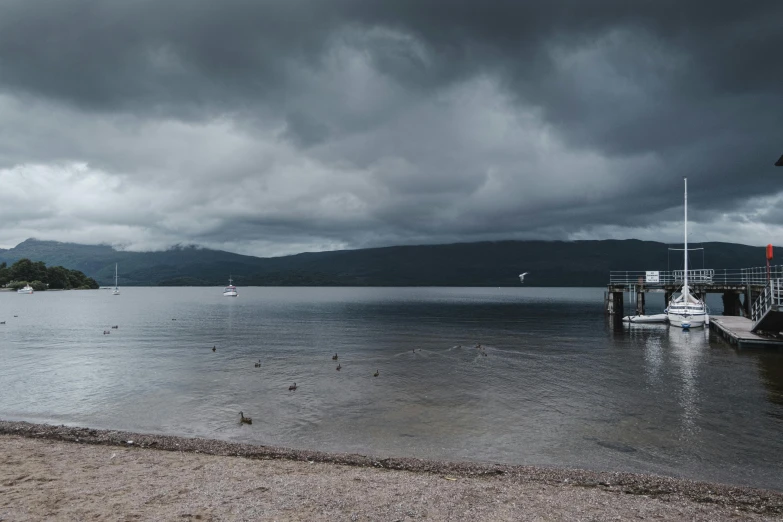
[223,276,238,297]
[17,284,34,294]
[112,263,120,295]
[666,178,708,328]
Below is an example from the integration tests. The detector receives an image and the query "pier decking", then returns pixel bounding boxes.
[709,316,783,348]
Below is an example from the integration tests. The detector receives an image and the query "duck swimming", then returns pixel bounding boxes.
[254,359,261,368]
[332,353,338,360]
[336,364,342,371]
[239,411,252,424]
[289,382,297,391]
[212,346,216,352]
[373,369,379,377]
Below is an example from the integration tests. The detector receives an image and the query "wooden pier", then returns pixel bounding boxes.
[709,316,783,349]
[607,265,783,347]
[606,266,780,318]
[606,279,764,318]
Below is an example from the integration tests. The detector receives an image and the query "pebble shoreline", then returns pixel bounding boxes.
[2,420,781,517]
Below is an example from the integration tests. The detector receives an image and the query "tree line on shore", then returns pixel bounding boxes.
[0,258,99,291]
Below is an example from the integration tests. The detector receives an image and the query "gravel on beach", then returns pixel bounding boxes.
[1,420,781,521]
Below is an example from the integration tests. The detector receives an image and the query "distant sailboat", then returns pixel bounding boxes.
[112,264,120,295]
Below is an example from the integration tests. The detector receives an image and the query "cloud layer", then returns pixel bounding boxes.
[1,0,781,255]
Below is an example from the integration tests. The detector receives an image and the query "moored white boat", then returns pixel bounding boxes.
[17,284,34,294]
[622,313,668,324]
[665,293,708,328]
[666,178,708,329]
[223,276,237,297]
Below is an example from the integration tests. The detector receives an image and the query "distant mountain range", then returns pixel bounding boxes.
[0,238,775,287]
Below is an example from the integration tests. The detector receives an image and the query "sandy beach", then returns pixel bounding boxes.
[1,421,781,521]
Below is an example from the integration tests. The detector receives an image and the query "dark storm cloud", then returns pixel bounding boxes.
[0,0,781,253]
[4,1,780,120]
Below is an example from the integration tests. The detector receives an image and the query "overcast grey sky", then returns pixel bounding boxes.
[1,0,781,256]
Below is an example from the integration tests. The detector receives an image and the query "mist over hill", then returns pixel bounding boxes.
[0,238,774,287]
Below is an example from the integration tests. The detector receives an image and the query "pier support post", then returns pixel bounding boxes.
[613,292,624,316]
[722,292,743,316]
[635,290,645,315]
[606,291,624,315]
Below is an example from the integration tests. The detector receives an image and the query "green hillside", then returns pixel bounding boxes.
[0,238,774,287]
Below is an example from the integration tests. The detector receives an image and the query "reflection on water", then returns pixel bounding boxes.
[0,287,782,490]
[642,327,664,384]
[666,327,707,438]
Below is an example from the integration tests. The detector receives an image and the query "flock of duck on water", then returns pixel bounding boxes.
[93,322,486,426]
[218,347,382,426]
[236,345,489,425]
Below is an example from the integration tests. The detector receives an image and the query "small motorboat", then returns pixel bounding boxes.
[223,276,238,297]
[622,313,668,324]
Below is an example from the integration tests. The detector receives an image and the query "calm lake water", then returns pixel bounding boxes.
[1,287,782,490]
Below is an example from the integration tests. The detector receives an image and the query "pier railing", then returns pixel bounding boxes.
[609,265,783,287]
[752,279,783,323]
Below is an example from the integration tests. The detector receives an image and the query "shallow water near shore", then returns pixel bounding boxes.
[1,287,782,490]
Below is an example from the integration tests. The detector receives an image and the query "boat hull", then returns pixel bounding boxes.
[666,312,707,328]
[622,313,668,324]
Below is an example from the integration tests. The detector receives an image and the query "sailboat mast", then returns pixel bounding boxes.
[683,177,688,296]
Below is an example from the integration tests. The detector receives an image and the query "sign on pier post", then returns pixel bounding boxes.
[645,271,660,283]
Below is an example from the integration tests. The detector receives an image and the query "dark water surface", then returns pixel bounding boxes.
[1,287,782,490]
